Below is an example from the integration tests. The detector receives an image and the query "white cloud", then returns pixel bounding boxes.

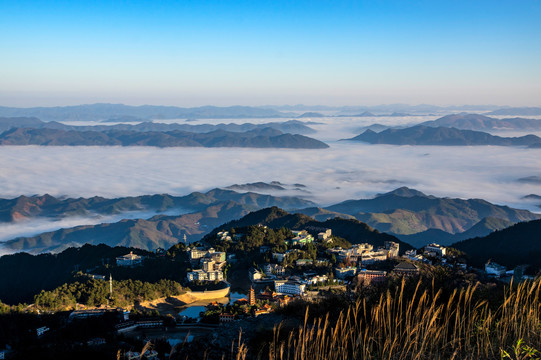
[0,115,540,248]
[0,209,190,243]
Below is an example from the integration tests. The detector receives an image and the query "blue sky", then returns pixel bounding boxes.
[1,0,540,107]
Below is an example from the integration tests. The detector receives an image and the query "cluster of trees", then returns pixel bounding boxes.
[33,278,185,311]
[209,226,294,254]
[0,242,191,306]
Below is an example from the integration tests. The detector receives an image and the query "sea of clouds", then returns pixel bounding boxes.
[0,115,540,245]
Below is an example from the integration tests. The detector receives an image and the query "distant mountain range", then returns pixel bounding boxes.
[297,112,325,118]
[347,125,541,146]
[262,104,507,115]
[3,103,536,122]
[398,217,514,248]
[0,104,292,121]
[0,188,315,224]
[420,113,541,131]
[0,127,329,148]
[0,189,316,253]
[296,187,541,247]
[0,117,317,135]
[486,107,541,116]
[453,219,541,270]
[2,186,539,253]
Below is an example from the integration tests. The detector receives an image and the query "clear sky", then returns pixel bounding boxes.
[1,0,540,107]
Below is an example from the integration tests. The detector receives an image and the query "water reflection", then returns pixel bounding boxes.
[177,292,245,319]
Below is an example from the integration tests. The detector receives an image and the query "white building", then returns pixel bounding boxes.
[335,266,358,279]
[383,241,400,258]
[425,243,447,257]
[361,250,388,265]
[249,268,263,281]
[263,263,285,276]
[318,229,332,241]
[186,269,224,282]
[188,248,208,260]
[116,252,143,267]
[485,261,506,277]
[274,280,306,295]
[202,259,216,272]
[404,249,424,262]
[305,274,328,285]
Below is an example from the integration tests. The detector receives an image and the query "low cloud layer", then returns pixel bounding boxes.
[0,208,190,243]
[0,142,539,210]
[0,116,540,248]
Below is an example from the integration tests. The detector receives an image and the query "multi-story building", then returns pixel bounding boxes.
[356,269,387,285]
[249,268,263,281]
[186,269,224,282]
[318,229,332,241]
[274,280,306,295]
[220,313,235,323]
[263,263,285,276]
[116,252,143,267]
[361,250,388,265]
[207,251,226,263]
[485,261,506,277]
[335,266,358,279]
[286,230,314,246]
[404,249,424,262]
[202,259,216,272]
[188,248,208,260]
[305,274,328,285]
[425,243,446,257]
[383,241,400,258]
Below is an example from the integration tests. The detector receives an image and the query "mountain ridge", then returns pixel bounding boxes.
[347,125,541,146]
[0,104,291,121]
[0,188,315,223]
[420,113,541,131]
[0,127,329,148]
[0,117,317,135]
[321,187,540,237]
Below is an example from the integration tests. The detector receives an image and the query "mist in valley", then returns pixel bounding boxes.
[0,116,540,246]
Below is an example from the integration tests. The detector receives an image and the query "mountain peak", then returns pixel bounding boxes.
[379,187,428,198]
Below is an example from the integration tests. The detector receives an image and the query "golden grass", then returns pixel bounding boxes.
[266,278,541,360]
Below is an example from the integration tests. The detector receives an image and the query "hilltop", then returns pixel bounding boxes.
[347,125,541,146]
[318,187,540,246]
[420,113,541,131]
[0,116,317,134]
[0,127,329,149]
[207,206,412,251]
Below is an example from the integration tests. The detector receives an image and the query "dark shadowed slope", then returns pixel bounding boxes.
[453,219,541,270]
